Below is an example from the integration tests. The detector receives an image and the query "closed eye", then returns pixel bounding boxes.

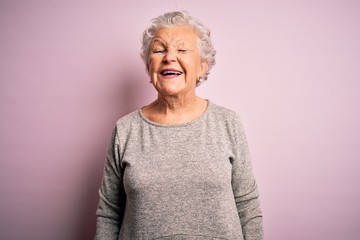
[153,50,166,54]
[178,49,187,53]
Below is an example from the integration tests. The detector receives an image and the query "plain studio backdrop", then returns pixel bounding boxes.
[0,0,359,239]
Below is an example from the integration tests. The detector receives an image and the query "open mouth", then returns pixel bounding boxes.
[160,70,183,76]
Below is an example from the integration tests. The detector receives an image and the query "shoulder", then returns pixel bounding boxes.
[115,110,140,126]
[208,102,248,149]
[112,109,143,137]
[208,101,242,124]
[207,101,246,139]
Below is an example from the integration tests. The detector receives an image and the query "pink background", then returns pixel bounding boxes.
[1,0,359,239]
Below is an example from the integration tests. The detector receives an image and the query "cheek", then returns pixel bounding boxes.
[147,59,155,73]
[148,57,161,73]
[181,58,194,70]
[183,59,202,75]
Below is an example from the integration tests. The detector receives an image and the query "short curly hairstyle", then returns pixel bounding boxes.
[140,11,216,85]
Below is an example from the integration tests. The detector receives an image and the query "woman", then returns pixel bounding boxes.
[95,11,263,240]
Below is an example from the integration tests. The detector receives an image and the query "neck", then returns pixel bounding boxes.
[155,93,198,114]
[143,94,207,125]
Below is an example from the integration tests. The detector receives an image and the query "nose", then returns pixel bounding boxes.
[162,49,176,63]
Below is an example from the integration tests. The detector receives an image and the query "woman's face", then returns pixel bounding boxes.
[148,26,208,98]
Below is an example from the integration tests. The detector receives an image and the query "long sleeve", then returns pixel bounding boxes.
[95,127,126,239]
[230,114,263,240]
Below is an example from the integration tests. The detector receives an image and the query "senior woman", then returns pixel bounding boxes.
[95,11,263,239]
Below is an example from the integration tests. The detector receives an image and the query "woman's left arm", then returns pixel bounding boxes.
[231,113,263,240]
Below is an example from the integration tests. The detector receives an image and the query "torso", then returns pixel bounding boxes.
[116,101,245,239]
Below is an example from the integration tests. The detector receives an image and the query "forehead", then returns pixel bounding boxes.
[152,26,197,45]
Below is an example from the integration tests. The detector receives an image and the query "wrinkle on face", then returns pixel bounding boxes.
[147,26,208,98]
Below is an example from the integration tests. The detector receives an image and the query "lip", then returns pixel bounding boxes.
[159,68,183,79]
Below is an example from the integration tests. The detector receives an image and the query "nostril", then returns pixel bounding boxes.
[163,52,176,62]
[163,57,175,63]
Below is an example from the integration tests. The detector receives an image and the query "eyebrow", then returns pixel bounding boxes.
[151,39,166,45]
[151,39,189,49]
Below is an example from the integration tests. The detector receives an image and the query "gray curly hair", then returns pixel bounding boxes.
[140,11,216,84]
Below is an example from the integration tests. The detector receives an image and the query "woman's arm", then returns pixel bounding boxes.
[231,114,263,240]
[95,127,126,239]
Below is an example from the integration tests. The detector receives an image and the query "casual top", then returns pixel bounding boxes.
[95,101,263,240]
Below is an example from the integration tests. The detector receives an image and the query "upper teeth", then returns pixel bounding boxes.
[163,71,181,75]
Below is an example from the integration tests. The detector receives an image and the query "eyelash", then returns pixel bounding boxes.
[153,49,187,54]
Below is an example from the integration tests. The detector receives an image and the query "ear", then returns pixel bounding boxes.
[199,60,209,77]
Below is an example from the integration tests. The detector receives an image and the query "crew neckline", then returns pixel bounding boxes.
[138,100,212,128]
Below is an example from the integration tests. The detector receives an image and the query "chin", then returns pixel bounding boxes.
[158,89,183,97]
[158,85,186,96]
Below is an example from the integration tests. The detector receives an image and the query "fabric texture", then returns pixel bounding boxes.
[95,101,263,240]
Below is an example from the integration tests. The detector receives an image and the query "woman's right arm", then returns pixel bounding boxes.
[95,127,126,239]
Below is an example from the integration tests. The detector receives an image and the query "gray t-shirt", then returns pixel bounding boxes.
[96,101,263,239]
